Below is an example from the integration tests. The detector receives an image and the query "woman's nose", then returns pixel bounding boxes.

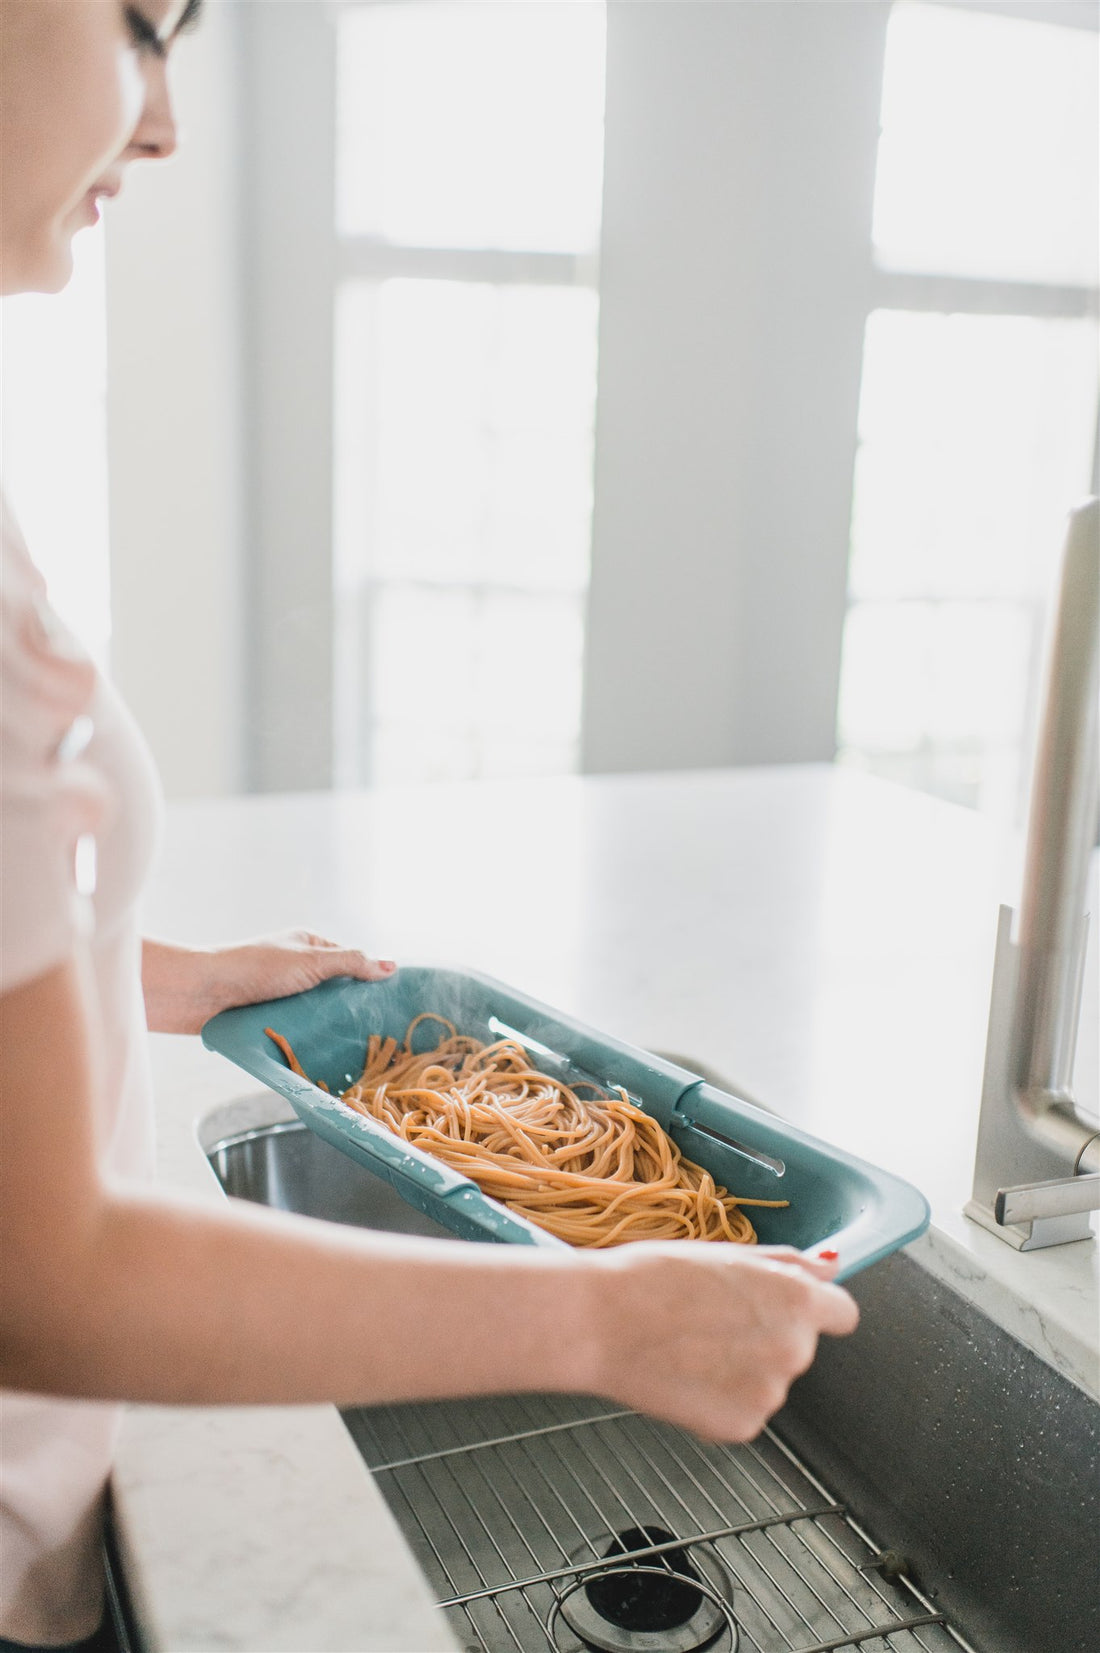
[128,62,179,162]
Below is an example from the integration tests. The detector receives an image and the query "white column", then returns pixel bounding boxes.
[582,0,890,773]
[239,0,338,792]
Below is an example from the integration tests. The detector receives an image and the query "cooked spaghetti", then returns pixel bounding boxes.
[263,1013,786,1248]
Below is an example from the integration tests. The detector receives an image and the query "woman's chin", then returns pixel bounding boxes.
[3,205,100,295]
[33,232,79,295]
[0,259,70,298]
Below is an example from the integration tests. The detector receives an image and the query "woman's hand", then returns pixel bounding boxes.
[142,932,396,1034]
[578,1242,858,1441]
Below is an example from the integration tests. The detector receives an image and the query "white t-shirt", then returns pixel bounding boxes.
[1,498,162,1644]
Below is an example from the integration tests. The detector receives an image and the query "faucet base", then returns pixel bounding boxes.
[967,905,1099,1250]
[963,1196,1095,1251]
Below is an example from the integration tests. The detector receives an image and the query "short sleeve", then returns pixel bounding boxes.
[1,515,109,995]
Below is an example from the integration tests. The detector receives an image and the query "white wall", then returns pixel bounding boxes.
[581,0,890,774]
[105,0,245,798]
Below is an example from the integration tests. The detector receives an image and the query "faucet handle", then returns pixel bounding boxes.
[993,1169,1100,1249]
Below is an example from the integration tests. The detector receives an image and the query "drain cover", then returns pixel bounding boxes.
[554,1526,738,1653]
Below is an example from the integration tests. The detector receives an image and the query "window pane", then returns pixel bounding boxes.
[332,6,605,790]
[837,601,934,753]
[839,598,1033,750]
[337,1,606,252]
[0,231,110,661]
[839,307,1096,821]
[873,2,1099,285]
[335,278,599,595]
[849,310,1098,604]
[837,598,1036,814]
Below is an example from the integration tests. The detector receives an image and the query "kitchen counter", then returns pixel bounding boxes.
[114,765,1099,1651]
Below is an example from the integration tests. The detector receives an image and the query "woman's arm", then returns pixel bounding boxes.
[0,958,857,1440]
[141,931,396,1035]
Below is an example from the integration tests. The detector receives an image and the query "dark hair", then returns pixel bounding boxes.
[178,0,204,34]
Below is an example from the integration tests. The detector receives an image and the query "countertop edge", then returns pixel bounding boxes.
[905,1223,1099,1401]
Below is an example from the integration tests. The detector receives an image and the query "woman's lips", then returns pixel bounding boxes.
[79,184,120,225]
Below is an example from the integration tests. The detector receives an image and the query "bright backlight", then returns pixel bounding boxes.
[873,2,1098,285]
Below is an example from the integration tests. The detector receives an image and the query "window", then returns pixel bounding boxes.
[836,2,1098,819]
[332,1,606,785]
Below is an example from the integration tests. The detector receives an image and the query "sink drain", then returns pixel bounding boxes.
[551,1526,738,1653]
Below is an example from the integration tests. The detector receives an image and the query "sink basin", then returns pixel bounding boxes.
[207,1118,457,1240]
[203,1096,1099,1653]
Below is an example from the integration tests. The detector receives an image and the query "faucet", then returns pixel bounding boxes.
[965,497,1100,1250]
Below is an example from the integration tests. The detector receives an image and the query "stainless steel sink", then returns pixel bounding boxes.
[204,1097,1099,1653]
[207,1118,457,1240]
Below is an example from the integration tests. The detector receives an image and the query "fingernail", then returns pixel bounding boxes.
[379,959,396,972]
[817,1248,839,1262]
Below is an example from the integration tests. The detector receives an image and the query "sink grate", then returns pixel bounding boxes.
[343,1393,978,1653]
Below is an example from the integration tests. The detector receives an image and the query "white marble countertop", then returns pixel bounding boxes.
[115,765,1099,1651]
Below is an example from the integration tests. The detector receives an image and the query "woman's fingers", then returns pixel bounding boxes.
[816,1279,860,1336]
[755,1253,860,1339]
[752,1250,859,1336]
[299,944,395,983]
[278,931,397,981]
[756,1243,838,1278]
[328,950,396,982]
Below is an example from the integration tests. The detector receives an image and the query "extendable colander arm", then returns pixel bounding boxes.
[966,497,1100,1250]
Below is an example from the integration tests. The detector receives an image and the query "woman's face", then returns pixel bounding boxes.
[0,0,191,295]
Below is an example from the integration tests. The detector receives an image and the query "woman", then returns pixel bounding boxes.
[0,4,858,1648]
